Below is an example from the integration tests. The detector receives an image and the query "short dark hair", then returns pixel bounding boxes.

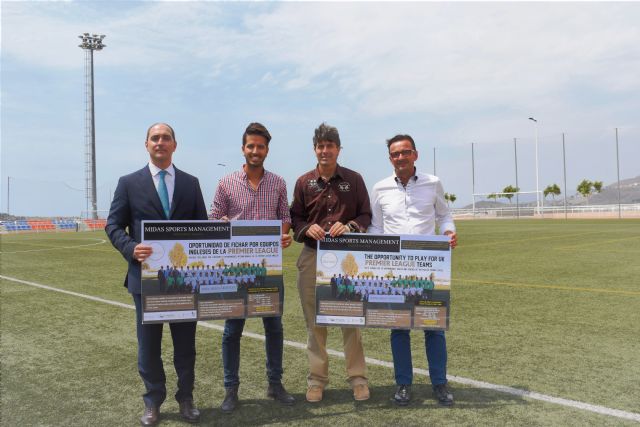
[313,122,341,147]
[243,122,271,146]
[146,123,176,141]
[386,134,416,151]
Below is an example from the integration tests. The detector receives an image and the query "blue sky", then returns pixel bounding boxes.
[1,1,639,217]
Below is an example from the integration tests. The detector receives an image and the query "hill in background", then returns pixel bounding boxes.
[461,175,640,209]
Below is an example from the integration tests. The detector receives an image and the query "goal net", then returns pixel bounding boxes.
[471,190,543,218]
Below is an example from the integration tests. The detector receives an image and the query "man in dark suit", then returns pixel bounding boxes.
[106,123,207,426]
[330,274,337,298]
[157,266,167,292]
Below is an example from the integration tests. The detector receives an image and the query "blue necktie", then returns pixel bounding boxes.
[158,170,171,219]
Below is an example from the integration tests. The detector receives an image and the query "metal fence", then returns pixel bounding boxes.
[452,203,640,219]
[0,219,107,233]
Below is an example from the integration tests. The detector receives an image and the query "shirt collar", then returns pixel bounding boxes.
[394,167,418,185]
[149,162,175,177]
[313,164,343,182]
[240,165,267,181]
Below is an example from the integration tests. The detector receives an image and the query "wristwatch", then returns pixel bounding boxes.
[346,222,359,233]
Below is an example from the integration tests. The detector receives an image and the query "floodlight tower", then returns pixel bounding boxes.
[528,117,540,216]
[78,33,106,219]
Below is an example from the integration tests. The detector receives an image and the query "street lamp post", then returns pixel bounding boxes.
[6,176,10,215]
[471,143,475,217]
[529,117,540,217]
[78,33,106,219]
[514,138,519,219]
[217,163,227,178]
[433,147,436,176]
[615,128,621,219]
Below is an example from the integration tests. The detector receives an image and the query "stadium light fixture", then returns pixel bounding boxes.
[78,33,106,219]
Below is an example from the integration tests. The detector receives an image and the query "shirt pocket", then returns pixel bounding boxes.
[407,184,436,216]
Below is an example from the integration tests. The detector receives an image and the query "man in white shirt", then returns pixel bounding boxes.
[368,134,457,407]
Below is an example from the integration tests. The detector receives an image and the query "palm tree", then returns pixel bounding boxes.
[576,180,604,204]
[576,179,593,204]
[443,193,457,206]
[543,183,561,201]
[502,185,519,203]
[593,181,603,194]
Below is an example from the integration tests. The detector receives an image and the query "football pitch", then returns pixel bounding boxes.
[1,219,639,426]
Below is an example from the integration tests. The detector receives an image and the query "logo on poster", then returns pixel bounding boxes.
[147,242,165,261]
[321,252,338,269]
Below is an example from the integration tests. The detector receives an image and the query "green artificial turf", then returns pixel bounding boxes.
[1,219,639,425]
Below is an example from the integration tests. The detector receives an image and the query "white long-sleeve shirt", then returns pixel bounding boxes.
[368,170,455,235]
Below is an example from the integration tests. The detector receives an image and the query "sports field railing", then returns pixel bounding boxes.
[1,219,84,233]
[452,203,640,219]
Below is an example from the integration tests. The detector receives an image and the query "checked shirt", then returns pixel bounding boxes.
[209,168,291,224]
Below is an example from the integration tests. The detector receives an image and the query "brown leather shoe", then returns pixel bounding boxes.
[305,385,323,403]
[353,384,370,401]
[179,400,200,423]
[140,405,159,426]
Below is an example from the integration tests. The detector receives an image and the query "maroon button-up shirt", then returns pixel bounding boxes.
[290,164,372,248]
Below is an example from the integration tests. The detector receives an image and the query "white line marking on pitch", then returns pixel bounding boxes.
[1,274,639,423]
[0,238,108,254]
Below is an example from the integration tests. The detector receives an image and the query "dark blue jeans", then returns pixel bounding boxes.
[390,329,447,387]
[222,316,284,388]
[133,293,197,407]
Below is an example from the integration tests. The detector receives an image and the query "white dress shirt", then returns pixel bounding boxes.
[148,162,175,209]
[368,170,455,235]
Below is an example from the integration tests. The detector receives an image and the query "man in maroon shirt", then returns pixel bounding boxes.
[290,122,372,403]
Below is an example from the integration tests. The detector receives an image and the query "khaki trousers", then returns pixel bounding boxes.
[296,245,368,387]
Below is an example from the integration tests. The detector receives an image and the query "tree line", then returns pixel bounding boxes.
[484,180,603,204]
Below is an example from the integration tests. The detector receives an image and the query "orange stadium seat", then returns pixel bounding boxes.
[28,220,56,231]
[84,219,107,230]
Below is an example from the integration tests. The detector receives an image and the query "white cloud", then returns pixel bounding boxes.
[4,2,638,118]
[240,3,640,116]
[2,2,639,214]
[2,2,232,70]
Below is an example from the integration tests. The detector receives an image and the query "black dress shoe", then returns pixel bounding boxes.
[433,383,454,406]
[394,384,411,406]
[267,383,296,405]
[179,400,200,423]
[221,386,239,413]
[140,405,159,426]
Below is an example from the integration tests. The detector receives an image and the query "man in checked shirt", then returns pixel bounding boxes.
[290,122,372,403]
[209,122,295,413]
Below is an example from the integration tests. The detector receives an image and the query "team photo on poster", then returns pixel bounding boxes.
[140,220,283,323]
[315,234,452,329]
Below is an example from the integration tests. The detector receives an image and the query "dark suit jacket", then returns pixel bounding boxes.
[106,165,208,294]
